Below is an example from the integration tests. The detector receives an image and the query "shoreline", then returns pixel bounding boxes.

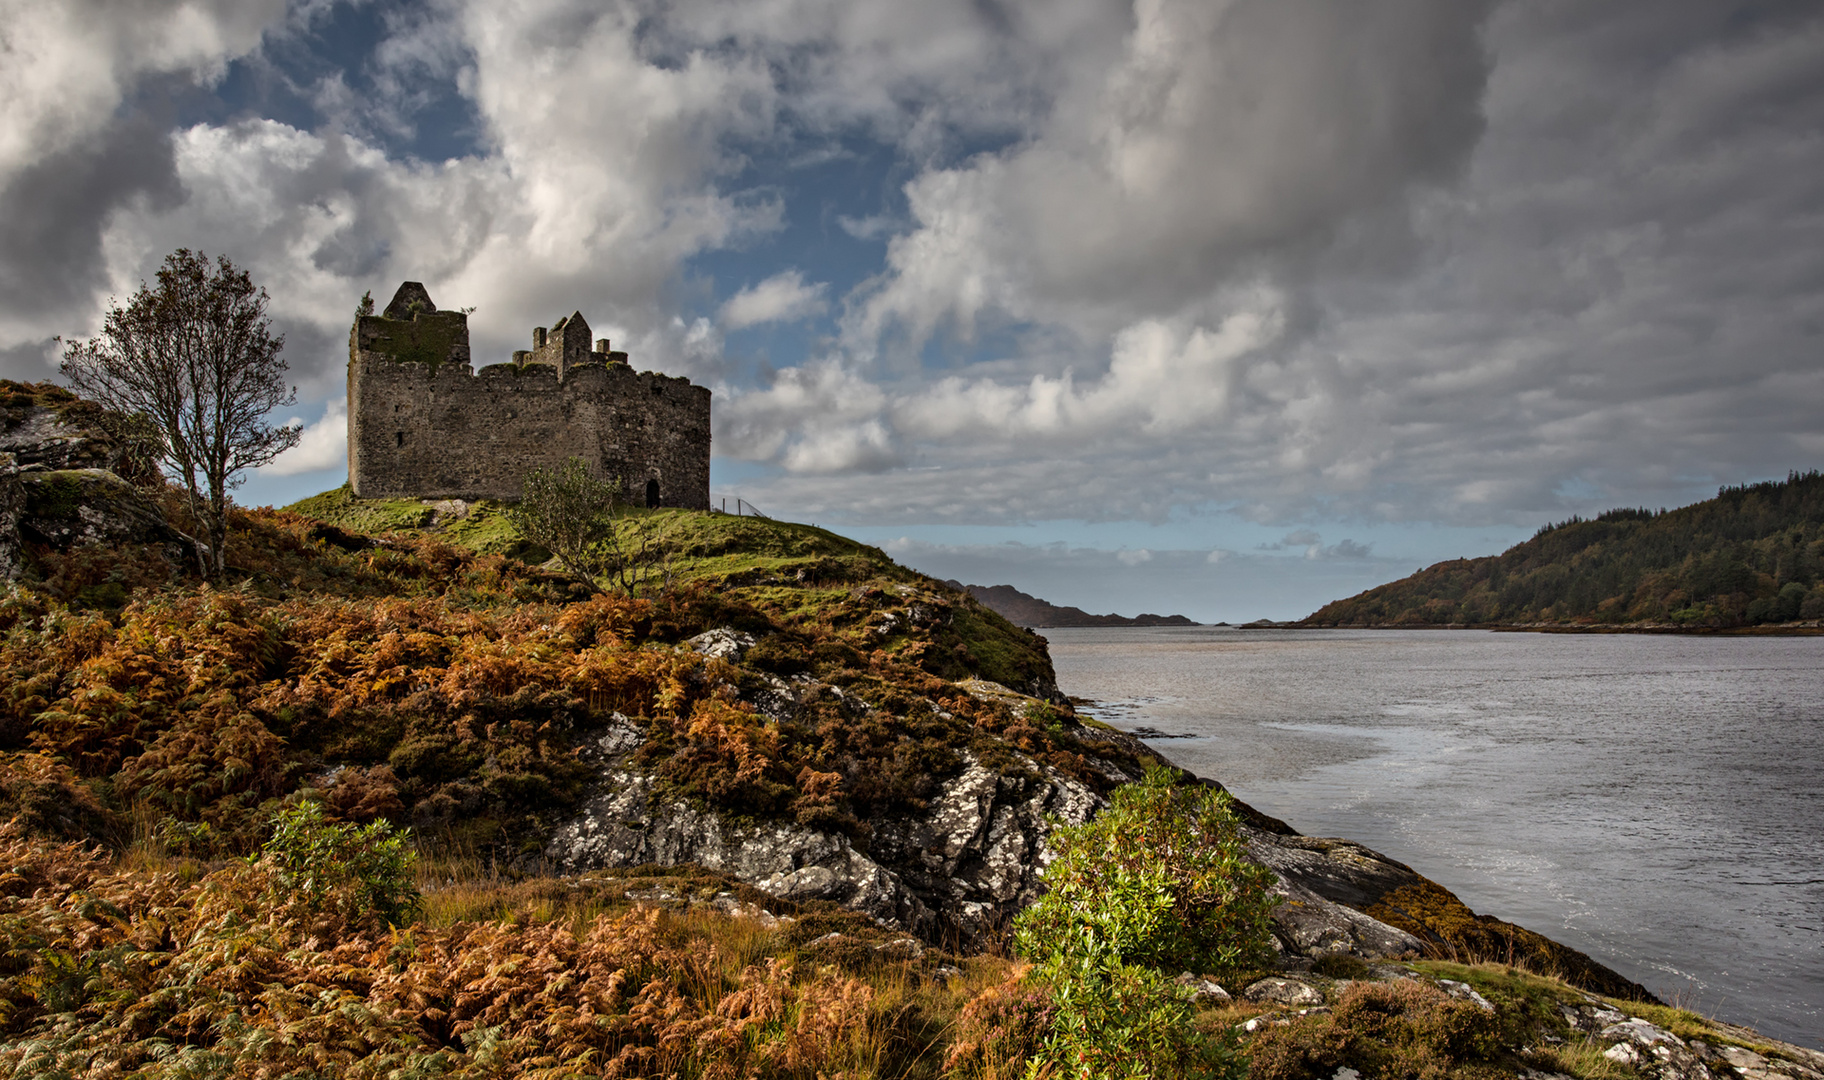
[1248,621,1824,635]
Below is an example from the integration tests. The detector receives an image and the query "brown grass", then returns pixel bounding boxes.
[0,826,1011,1079]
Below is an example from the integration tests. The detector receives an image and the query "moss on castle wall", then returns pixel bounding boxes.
[361,311,467,372]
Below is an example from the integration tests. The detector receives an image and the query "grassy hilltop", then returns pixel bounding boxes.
[0,458,1814,1075]
[1303,470,1824,629]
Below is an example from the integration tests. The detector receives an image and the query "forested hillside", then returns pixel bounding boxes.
[1303,471,1824,628]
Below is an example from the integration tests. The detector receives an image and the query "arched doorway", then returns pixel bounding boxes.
[644,478,660,508]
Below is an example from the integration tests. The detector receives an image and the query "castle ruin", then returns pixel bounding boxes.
[347,282,710,508]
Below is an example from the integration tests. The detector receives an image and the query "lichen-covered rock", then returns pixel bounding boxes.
[687,627,756,661]
[1598,1019,1716,1080]
[1245,832,1428,960]
[17,469,200,567]
[548,740,1115,944]
[1711,1043,1824,1080]
[1174,972,1232,1003]
[0,454,21,580]
[1437,978,1495,1012]
[0,406,112,471]
[547,765,933,931]
[1244,976,1327,1007]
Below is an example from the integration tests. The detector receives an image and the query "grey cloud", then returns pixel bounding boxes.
[727,0,1824,538]
[849,0,1496,350]
[0,339,59,383]
[0,105,183,365]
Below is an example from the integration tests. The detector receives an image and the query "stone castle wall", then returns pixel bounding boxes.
[347,282,710,507]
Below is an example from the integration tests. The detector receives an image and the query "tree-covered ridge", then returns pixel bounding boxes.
[1303,470,1824,628]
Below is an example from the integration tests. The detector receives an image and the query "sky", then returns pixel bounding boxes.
[3,0,1821,622]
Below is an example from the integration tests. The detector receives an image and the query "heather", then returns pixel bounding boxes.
[0,497,1129,861]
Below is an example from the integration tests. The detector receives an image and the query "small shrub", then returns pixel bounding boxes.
[1009,767,1270,1080]
[1015,766,1278,976]
[1030,931,1245,1080]
[1314,953,1373,980]
[260,800,422,924]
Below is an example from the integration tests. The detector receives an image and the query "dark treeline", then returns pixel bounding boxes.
[1303,470,1824,628]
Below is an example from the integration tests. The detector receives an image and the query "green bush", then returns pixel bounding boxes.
[1010,767,1276,1080]
[1015,766,1278,975]
[1030,928,1241,1080]
[260,800,422,925]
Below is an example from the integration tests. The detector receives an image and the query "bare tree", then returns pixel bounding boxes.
[60,249,300,578]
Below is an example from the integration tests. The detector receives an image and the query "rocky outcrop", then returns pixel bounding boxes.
[548,642,1653,1007]
[0,455,21,581]
[1544,1003,1824,1080]
[0,401,198,580]
[1246,833,1428,961]
[0,405,114,472]
[1245,831,1655,1001]
[11,468,201,572]
[547,668,1442,959]
[547,709,1114,945]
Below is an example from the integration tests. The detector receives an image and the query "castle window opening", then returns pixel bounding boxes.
[395,432,404,447]
[645,479,660,508]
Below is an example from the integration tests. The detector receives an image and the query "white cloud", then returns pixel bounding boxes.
[847,0,1492,351]
[264,397,347,476]
[12,0,1824,549]
[1116,548,1152,566]
[719,270,829,329]
[0,0,280,180]
[716,361,890,463]
[836,214,898,241]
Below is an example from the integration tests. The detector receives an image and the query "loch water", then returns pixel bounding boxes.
[1044,626,1824,1048]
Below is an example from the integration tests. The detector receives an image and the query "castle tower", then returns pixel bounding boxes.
[347,281,710,508]
[525,311,594,381]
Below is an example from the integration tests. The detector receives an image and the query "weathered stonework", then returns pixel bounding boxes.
[348,282,710,507]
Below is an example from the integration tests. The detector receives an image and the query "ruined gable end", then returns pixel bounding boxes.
[347,281,711,509]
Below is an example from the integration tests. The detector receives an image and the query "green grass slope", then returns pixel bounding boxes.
[1302,470,1824,629]
[286,485,1058,696]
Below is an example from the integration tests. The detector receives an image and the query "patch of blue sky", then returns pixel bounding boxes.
[685,142,902,322]
[181,0,483,166]
[240,466,348,510]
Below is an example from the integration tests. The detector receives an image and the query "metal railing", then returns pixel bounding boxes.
[714,496,769,519]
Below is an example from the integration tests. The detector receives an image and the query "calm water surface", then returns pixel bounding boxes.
[1045,627,1823,1047]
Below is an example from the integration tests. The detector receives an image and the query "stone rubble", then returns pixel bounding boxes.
[1437,978,1496,1012]
[1244,976,1328,1008]
[1173,972,1232,1004]
[686,628,756,661]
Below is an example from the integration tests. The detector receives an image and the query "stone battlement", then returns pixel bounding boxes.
[347,282,710,507]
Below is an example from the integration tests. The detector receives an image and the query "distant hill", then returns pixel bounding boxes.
[1302,470,1824,629]
[948,581,1198,628]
